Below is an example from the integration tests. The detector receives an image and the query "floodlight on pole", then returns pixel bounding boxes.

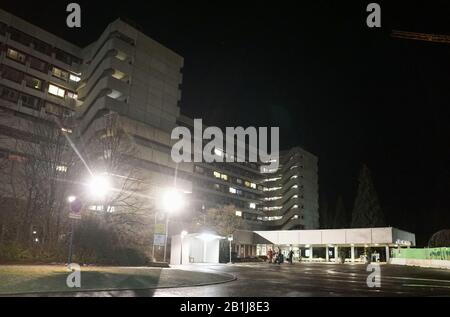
[162,188,185,212]
[87,174,111,199]
[180,230,188,265]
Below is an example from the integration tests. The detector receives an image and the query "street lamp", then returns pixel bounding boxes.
[180,230,188,265]
[156,188,186,263]
[228,234,233,264]
[87,174,111,199]
[162,188,185,211]
[67,195,82,265]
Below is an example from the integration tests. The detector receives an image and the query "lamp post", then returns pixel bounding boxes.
[157,188,185,263]
[228,234,233,264]
[180,230,188,265]
[67,196,81,265]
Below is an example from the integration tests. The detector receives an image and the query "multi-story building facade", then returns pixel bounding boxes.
[178,115,319,231]
[0,9,318,239]
[0,9,192,207]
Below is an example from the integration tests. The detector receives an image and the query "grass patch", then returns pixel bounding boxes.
[0,265,231,295]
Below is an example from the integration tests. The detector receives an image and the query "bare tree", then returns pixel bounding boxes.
[15,115,76,248]
[79,112,152,249]
[191,205,244,237]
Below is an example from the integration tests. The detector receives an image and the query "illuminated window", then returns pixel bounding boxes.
[56,165,68,172]
[229,187,237,194]
[221,174,228,181]
[24,75,42,90]
[67,91,78,100]
[51,67,69,81]
[115,50,128,61]
[61,128,73,134]
[250,183,256,189]
[264,177,282,182]
[263,206,282,211]
[6,48,26,63]
[89,205,104,211]
[48,84,65,97]
[245,181,251,187]
[69,74,81,82]
[213,171,221,178]
[264,187,282,192]
[112,70,126,80]
[249,203,256,209]
[235,211,242,217]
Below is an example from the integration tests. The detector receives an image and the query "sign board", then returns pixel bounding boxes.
[153,234,166,246]
[154,223,166,235]
[69,212,82,220]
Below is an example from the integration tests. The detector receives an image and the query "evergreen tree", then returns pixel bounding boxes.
[351,164,385,228]
[319,196,331,229]
[333,195,348,229]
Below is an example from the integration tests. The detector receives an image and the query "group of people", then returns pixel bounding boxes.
[267,248,295,264]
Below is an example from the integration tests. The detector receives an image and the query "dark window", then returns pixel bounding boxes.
[29,56,48,73]
[9,28,32,47]
[44,102,63,116]
[20,93,42,111]
[0,22,6,36]
[110,31,135,46]
[54,48,82,65]
[0,85,20,103]
[31,38,52,56]
[2,65,23,84]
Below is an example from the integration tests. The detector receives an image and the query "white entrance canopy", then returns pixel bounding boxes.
[170,232,224,265]
[252,227,415,247]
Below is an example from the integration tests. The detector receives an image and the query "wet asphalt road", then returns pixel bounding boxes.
[32,262,450,297]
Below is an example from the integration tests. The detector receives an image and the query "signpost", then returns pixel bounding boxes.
[152,212,167,262]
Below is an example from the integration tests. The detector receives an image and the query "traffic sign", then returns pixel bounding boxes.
[69,212,82,220]
[154,223,166,235]
[153,234,166,246]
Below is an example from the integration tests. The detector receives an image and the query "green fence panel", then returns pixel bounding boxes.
[392,248,450,260]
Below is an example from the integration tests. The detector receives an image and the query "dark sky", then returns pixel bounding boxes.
[2,1,449,245]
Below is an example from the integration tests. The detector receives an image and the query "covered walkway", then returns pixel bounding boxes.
[232,227,416,263]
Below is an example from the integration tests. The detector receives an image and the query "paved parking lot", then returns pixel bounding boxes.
[34,262,450,297]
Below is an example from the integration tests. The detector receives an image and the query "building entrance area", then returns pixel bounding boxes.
[256,244,391,263]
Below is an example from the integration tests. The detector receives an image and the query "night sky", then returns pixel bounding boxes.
[2,1,449,245]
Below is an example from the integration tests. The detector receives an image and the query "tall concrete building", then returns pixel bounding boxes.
[0,9,192,209]
[0,9,318,238]
[178,116,319,231]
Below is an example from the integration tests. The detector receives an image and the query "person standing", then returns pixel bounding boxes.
[288,250,294,264]
[267,249,273,263]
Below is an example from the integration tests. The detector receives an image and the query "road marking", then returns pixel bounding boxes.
[389,276,450,284]
[403,284,450,289]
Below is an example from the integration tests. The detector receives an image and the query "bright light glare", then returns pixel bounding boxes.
[181,230,188,238]
[162,189,184,212]
[88,175,111,198]
[67,196,76,203]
